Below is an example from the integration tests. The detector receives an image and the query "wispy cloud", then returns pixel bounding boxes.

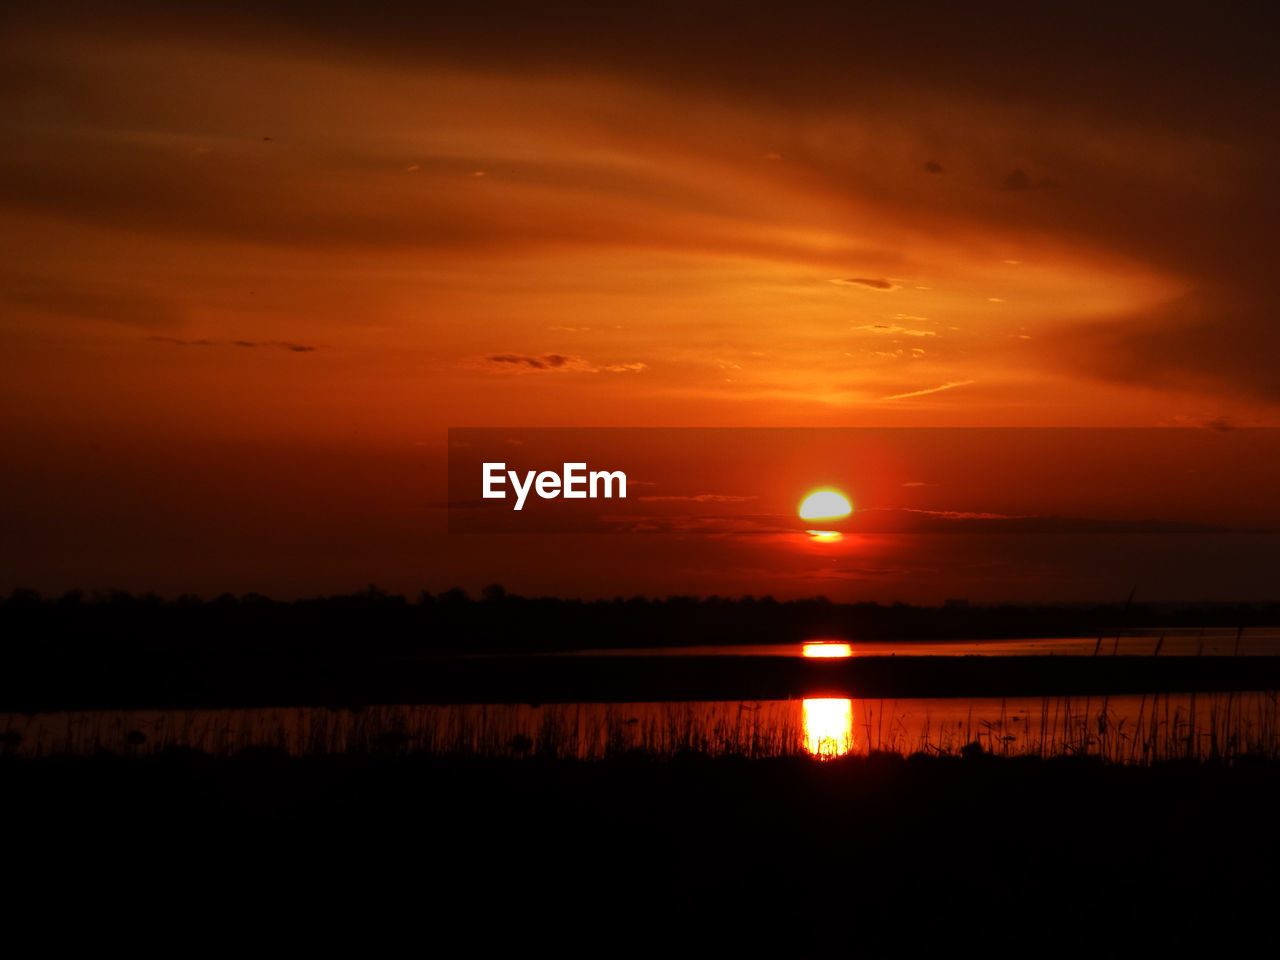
[148,336,213,347]
[232,340,317,352]
[636,494,758,503]
[852,323,936,337]
[486,353,571,370]
[854,507,1243,535]
[831,277,898,290]
[891,508,1028,521]
[148,337,317,352]
[880,379,975,400]
[480,353,646,373]
[1159,415,1235,431]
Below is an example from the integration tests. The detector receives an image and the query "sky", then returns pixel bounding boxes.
[3,2,1280,601]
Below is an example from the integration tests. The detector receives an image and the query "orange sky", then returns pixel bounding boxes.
[3,3,1279,600]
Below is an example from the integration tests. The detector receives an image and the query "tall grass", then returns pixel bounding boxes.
[3,692,1279,763]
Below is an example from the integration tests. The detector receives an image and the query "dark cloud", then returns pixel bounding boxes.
[0,148,503,251]
[834,278,896,290]
[471,506,1261,537]
[1041,291,1280,404]
[22,3,1274,141]
[1000,168,1057,191]
[487,354,569,370]
[5,2,1280,410]
[1002,168,1032,190]
[148,336,211,346]
[482,354,645,373]
[149,336,316,352]
[850,508,1248,535]
[232,340,318,352]
[1168,416,1236,432]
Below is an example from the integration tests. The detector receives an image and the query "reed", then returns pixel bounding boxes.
[5,691,1280,764]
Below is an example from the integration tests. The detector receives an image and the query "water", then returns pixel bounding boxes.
[9,635,1280,762]
[553,629,1280,659]
[5,690,1278,763]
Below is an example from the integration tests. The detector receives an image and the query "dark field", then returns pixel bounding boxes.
[6,591,1279,950]
[5,748,1278,952]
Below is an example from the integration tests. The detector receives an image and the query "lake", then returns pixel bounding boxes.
[551,628,1280,659]
[7,634,1279,762]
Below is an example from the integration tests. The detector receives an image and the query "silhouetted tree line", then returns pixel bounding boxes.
[4,586,1279,660]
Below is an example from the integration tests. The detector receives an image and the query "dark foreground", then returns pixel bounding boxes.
[11,654,1280,711]
[5,750,1278,952]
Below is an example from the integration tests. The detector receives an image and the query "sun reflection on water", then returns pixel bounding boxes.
[805,529,843,543]
[802,641,853,658]
[802,698,854,758]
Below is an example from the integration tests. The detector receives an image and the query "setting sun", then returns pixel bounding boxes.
[799,490,853,521]
[2,4,1278,951]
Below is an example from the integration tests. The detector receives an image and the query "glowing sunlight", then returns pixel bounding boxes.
[799,491,852,521]
[802,641,854,658]
[802,698,855,758]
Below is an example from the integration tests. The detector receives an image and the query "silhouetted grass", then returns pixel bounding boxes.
[5,691,1278,763]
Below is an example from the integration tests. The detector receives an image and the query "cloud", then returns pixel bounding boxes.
[148,337,317,352]
[852,323,936,337]
[1000,168,1057,191]
[1039,292,1280,404]
[7,3,1280,424]
[1002,168,1033,190]
[831,278,897,290]
[892,508,1027,521]
[481,353,646,373]
[148,336,212,347]
[852,508,1243,535]
[233,340,318,352]
[487,354,567,370]
[594,514,798,536]
[1160,415,1235,431]
[636,494,758,503]
[880,380,975,400]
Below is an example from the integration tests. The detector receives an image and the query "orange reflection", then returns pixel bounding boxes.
[802,641,853,658]
[806,529,843,543]
[803,698,854,758]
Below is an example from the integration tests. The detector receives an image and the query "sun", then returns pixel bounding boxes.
[798,489,852,521]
